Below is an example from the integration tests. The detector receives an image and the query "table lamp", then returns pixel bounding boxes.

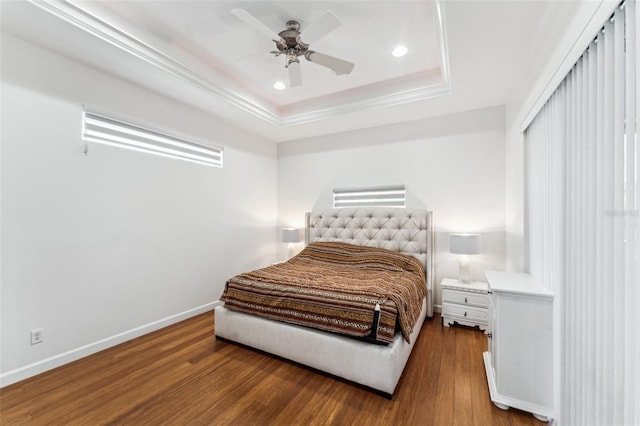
[282,228,301,259]
[449,233,481,283]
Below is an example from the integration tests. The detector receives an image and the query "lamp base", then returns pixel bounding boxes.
[459,255,471,283]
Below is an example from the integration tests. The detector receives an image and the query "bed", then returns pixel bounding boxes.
[214,207,434,397]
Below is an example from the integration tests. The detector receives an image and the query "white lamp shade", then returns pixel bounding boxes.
[449,233,481,255]
[282,228,301,243]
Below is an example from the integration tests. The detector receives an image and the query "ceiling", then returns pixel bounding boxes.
[1,1,579,142]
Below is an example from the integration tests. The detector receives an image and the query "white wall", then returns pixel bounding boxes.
[0,34,278,385]
[278,105,506,309]
[504,107,526,272]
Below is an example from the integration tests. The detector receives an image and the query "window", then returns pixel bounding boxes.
[332,186,406,208]
[82,110,223,167]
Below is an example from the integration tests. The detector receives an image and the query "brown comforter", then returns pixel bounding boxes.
[221,241,426,344]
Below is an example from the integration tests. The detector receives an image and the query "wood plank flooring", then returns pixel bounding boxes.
[0,312,542,425]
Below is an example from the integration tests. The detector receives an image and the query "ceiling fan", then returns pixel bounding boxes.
[231,9,355,88]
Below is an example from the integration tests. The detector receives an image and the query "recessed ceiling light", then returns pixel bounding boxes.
[273,81,286,90]
[392,45,408,57]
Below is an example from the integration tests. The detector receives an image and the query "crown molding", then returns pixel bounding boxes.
[30,0,452,127]
[29,0,283,125]
[280,83,452,127]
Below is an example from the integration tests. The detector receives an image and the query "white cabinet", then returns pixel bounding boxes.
[441,278,488,332]
[483,271,554,422]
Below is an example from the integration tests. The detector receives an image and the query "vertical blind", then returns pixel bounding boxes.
[525,1,638,425]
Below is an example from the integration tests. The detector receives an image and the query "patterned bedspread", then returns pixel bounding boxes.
[220,241,426,344]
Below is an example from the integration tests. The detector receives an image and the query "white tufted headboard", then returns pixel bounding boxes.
[305,207,434,317]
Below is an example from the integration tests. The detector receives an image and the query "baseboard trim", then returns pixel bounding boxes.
[0,301,221,388]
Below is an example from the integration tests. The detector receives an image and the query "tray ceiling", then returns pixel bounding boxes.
[14,0,450,126]
[1,1,577,142]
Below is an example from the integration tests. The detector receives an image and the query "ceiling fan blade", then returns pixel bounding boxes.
[301,11,341,44]
[231,9,284,43]
[305,51,354,75]
[288,61,302,87]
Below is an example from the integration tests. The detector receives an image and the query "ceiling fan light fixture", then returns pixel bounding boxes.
[392,45,408,57]
[233,9,354,87]
[273,81,286,90]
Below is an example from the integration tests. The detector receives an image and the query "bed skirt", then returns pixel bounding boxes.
[214,297,427,396]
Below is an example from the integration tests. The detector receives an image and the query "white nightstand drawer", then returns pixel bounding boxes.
[442,302,489,324]
[442,288,489,308]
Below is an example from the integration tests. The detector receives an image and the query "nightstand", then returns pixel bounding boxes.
[441,278,489,332]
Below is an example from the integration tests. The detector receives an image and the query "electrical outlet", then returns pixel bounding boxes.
[31,328,44,345]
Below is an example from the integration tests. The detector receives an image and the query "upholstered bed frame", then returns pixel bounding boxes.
[215,208,434,396]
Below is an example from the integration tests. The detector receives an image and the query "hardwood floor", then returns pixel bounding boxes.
[1,312,542,425]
